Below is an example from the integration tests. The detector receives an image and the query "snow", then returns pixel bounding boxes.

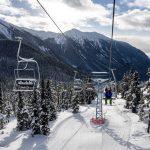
[65,29,109,42]
[0,96,150,150]
[0,24,11,39]
[23,27,109,47]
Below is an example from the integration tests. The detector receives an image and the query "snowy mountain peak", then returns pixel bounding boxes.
[64,28,109,45]
[0,19,12,39]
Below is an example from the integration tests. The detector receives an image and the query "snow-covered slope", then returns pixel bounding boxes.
[22,27,58,40]
[0,19,12,39]
[65,28,109,45]
[0,98,150,150]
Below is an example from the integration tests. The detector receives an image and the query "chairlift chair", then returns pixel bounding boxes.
[73,71,83,93]
[74,79,83,92]
[13,37,40,91]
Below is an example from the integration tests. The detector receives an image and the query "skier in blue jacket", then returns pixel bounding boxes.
[105,87,112,105]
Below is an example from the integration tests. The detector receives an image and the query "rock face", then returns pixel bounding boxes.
[0,19,150,81]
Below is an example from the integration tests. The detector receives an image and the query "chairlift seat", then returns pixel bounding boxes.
[13,78,37,91]
[13,37,40,92]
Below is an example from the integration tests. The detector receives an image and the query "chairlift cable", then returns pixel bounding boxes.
[36,0,66,38]
[36,0,87,72]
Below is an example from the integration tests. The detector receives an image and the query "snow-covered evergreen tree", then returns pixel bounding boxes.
[78,91,85,104]
[40,80,50,135]
[0,84,4,114]
[5,101,11,122]
[31,89,42,136]
[72,94,79,113]
[56,82,62,111]
[17,92,30,131]
[61,89,69,110]
[130,71,141,113]
[46,80,57,121]
[138,67,150,132]
[121,72,131,99]
[0,84,5,129]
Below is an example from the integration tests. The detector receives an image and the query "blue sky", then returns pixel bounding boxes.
[0,0,150,54]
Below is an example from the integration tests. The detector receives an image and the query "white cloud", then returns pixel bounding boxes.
[128,0,150,9]
[115,35,150,53]
[106,3,120,11]
[0,0,11,6]
[0,0,112,32]
[116,9,150,31]
[19,0,39,9]
[0,5,28,16]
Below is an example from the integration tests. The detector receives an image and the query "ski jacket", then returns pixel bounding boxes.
[105,91,112,98]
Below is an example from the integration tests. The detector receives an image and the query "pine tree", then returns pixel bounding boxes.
[0,84,5,129]
[68,86,73,108]
[46,80,57,121]
[72,94,79,113]
[17,92,30,131]
[56,82,61,111]
[31,89,42,136]
[0,84,4,114]
[61,90,69,110]
[130,71,141,113]
[78,91,85,104]
[40,80,50,135]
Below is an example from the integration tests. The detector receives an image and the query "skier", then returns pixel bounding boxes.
[105,87,112,105]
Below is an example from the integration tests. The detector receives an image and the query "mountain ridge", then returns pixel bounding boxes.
[0,19,150,80]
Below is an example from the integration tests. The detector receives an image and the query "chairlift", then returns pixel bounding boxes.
[73,71,83,93]
[13,37,40,91]
[85,76,95,91]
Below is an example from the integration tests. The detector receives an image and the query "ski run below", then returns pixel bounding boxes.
[0,96,150,150]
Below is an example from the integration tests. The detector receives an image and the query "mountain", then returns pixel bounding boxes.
[0,20,75,83]
[0,19,150,81]
[43,29,150,80]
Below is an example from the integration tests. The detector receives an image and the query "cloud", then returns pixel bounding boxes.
[116,9,150,31]
[106,3,120,11]
[0,5,28,17]
[5,0,110,32]
[0,0,11,6]
[127,0,150,9]
[62,0,84,9]
[115,35,150,53]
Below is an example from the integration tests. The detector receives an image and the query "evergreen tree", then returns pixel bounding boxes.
[78,91,85,104]
[0,84,4,114]
[72,94,79,113]
[46,80,57,121]
[61,90,69,110]
[56,82,61,111]
[17,92,30,131]
[40,80,50,135]
[0,84,5,129]
[68,86,73,108]
[5,101,11,122]
[31,89,42,136]
[130,71,141,113]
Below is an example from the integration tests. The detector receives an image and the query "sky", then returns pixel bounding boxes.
[0,0,150,55]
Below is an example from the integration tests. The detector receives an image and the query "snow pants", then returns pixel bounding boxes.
[105,98,112,105]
